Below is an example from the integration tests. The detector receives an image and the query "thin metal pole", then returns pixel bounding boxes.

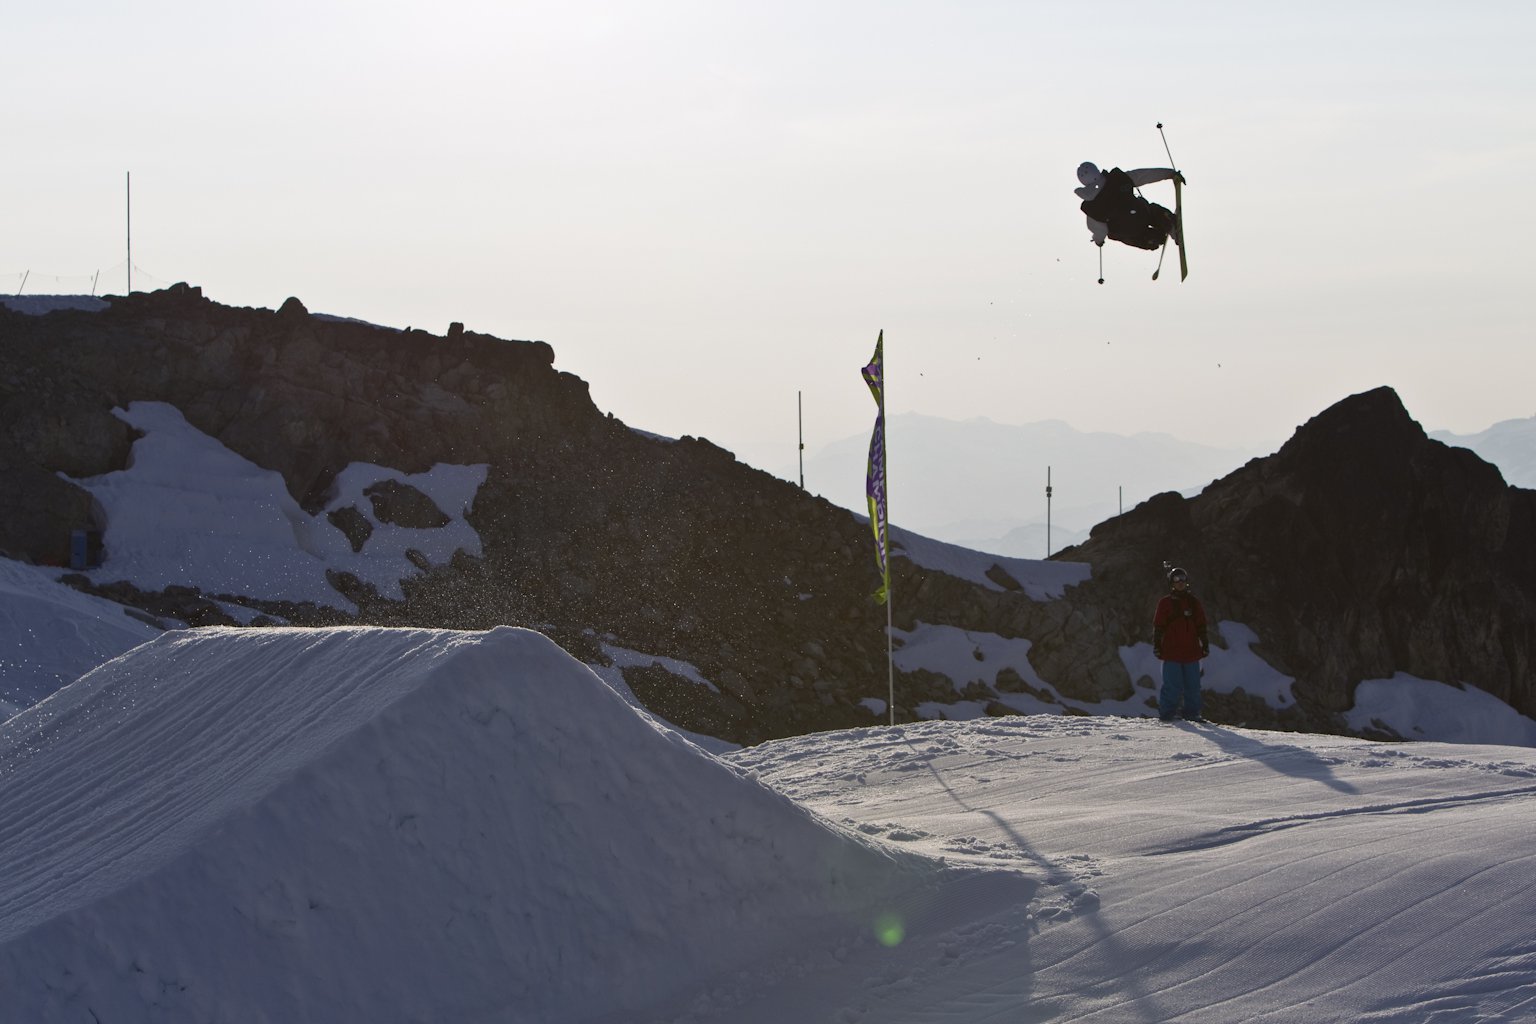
[1046,466,1053,557]
[884,352,894,725]
[91,270,100,296]
[16,271,27,296]
[886,578,895,726]
[1156,122,1179,172]
[1119,485,1123,516]
[797,390,805,489]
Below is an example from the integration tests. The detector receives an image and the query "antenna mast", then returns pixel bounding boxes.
[1046,466,1053,557]
[126,171,132,294]
[797,390,805,489]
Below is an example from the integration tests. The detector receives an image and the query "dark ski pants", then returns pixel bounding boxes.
[1159,660,1203,720]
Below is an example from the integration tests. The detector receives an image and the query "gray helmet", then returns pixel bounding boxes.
[1168,567,1189,585]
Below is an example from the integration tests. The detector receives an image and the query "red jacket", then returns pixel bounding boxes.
[1154,592,1208,663]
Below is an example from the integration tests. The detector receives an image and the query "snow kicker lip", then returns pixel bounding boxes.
[0,625,975,1022]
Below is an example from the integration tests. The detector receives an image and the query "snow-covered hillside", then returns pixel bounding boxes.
[4,625,1535,1022]
[69,401,488,611]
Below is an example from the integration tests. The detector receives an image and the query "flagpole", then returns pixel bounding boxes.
[797,390,805,490]
[861,330,895,727]
[885,366,894,727]
[885,337,893,724]
[886,565,894,726]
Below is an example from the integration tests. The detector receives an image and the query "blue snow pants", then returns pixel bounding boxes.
[1159,660,1203,720]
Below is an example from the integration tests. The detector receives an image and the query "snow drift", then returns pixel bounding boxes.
[0,558,160,719]
[0,626,946,1022]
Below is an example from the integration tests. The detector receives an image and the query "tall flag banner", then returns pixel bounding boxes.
[862,331,889,605]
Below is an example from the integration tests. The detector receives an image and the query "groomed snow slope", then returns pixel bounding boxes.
[727,718,1536,1023]
[0,626,977,1023]
[5,627,1536,1021]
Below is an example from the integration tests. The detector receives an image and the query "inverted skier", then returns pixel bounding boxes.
[1075,162,1183,250]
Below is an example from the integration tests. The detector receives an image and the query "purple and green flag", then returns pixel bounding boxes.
[862,331,889,605]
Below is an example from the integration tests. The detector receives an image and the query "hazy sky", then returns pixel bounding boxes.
[8,1,1534,473]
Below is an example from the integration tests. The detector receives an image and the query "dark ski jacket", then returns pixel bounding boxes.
[1078,166,1178,251]
[1153,591,1208,663]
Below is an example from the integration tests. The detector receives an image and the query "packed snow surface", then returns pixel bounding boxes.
[4,625,1536,1021]
[0,626,954,1023]
[727,716,1536,1023]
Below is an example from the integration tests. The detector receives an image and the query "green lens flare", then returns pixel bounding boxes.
[874,913,905,947]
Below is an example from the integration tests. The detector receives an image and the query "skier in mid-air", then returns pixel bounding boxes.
[1075,162,1183,251]
[1076,123,1189,282]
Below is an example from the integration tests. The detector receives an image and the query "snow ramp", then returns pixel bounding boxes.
[0,626,948,1023]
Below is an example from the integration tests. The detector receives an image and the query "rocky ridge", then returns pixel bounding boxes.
[3,287,1532,742]
[1054,387,1536,730]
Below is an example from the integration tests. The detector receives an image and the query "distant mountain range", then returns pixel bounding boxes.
[790,414,1268,556]
[793,412,1535,557]
[1431,418,1536,489]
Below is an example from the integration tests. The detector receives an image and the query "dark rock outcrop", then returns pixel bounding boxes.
[365,480,451,529]
[327,506,373,552]
[1055,386,1536,729]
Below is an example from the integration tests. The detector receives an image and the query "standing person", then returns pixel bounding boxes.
[1153,567,1209,722]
